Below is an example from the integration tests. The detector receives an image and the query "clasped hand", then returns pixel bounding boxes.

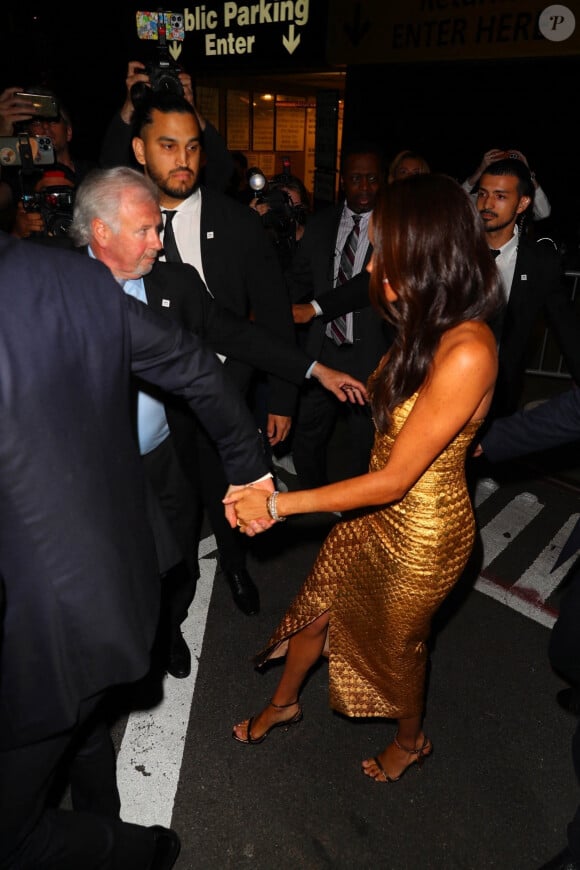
[223,482,275,537]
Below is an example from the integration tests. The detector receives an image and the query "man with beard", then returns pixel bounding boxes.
[293,159,580,429]
[474,158,580,424]
[129,91,300,617]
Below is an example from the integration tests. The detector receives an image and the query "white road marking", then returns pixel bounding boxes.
[512,513,580,601]
[117,536,217,826]
[473,476,500,508]
[474,575,557,628]
[479,491,544,565]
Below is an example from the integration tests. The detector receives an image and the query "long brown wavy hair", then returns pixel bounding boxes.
[367,173,503,433]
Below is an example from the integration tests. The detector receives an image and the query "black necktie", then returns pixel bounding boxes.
[162,210,182,263]
[491,248,501,259]
[328,214,362,346]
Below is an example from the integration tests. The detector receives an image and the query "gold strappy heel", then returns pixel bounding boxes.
[232,699,303,745]
[367,733,433,783]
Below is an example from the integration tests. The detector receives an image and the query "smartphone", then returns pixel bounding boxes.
[14,92,59,119]
[0,135,55,167]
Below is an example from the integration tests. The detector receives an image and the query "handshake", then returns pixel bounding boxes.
[223,479,285,537]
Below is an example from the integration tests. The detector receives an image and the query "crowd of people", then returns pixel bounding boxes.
[1,65,580,870]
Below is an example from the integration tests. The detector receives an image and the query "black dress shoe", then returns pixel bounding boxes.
[224,568,260,615]
[166,632,191,679]
[539,846,580,869]
[557,687,580,716]
[149,825,181,870]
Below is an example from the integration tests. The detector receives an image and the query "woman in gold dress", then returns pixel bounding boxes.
[224,173,504,783]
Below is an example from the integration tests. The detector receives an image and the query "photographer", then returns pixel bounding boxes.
[249,170,310,273]
[99,60,233,192]
[0,87,96,186]
[248,171,311,475]
[11,165,75,240]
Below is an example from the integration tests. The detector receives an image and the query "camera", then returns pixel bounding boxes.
[248,168,307,237]
[132,8,184,102]
[131,56,184,101]
[22,186,75,236]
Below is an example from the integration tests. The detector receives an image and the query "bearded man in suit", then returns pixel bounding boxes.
[475,158,580,425]
[130,90,299,617]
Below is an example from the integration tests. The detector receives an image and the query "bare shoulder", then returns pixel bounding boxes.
[438,320,497,369]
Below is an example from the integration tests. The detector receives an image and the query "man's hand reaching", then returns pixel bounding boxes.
[311,363,368,404]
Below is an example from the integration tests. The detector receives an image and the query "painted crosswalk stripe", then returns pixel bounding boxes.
[117,535,217,827]
[512,513,580,602]
[479,491,544,565]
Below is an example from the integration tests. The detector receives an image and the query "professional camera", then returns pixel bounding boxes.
[247,168,307,243]
[133,8,184,101]
[22,186,75,236]
[131,54,184,102]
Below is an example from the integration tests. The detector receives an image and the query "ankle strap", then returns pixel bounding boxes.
[394,733,429,755]
[270,699,299,710]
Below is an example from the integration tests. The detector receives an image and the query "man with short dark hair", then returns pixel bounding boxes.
[130,90,300,616]
[475,158,580,423]
[284,140,394,490]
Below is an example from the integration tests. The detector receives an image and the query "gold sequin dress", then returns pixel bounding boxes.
[255,392,483,720]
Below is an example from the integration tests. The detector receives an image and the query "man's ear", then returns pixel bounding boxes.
[132,136,146,167]
[92,217,110,246]
[516,195,532,215]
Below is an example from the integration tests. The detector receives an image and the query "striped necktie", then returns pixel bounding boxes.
[328,214,361,346]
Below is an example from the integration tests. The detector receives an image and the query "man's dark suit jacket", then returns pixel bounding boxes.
[481,385,580,566]
[489,235,580,419]
[197,186,299,415]
[0,233,268,750]
[285,203,393,383]
[140,260,317,461]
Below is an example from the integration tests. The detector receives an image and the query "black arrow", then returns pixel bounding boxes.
[344,1,371,46]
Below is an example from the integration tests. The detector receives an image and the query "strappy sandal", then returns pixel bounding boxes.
[232,700,303,745]
[368,733,433,783]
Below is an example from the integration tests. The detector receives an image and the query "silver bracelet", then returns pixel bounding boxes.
[267,491,286,522]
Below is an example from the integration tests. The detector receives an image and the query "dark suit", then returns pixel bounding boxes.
[159,188,299,580]
[481,386,580,862]
[196,186,299,416]
[141,259,320,618]
[487,235,580,421]
[285,203,393,487]
[0,234,268,867]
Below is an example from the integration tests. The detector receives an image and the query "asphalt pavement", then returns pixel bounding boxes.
[106,447,580,869]
[103,373,580,870]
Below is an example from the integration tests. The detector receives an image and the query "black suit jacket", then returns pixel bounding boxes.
[141,260,316,461]
[490,236,580,419]
[192,186,299,415]
[0,233,268,749]
[285,203,393,383]
[481,384,580,567]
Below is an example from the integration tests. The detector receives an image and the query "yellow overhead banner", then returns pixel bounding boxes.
[327,0,579,63]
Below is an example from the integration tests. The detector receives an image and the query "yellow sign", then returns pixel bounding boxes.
[327,0,579,63]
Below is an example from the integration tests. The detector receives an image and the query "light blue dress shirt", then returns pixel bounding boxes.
[87,248,170,455]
